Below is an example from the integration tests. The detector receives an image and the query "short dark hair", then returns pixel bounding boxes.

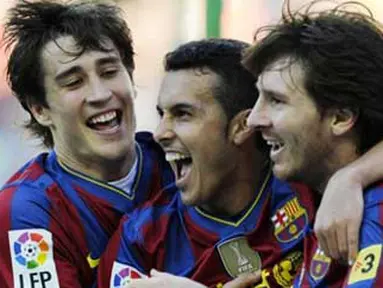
[242,0,383,153]
[164,38,257,123]
[3,0,135,148]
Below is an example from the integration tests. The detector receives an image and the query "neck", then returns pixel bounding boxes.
[56,147,137,182]
[315,142,359,194]
[200,144,269,217]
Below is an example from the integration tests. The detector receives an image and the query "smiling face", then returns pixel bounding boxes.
[247,58,334,186]
[33,35,136,180]
[154,69,239,207]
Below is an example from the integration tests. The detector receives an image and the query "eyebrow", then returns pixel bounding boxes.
[157,103,196,114]
[257,85,286,99]
[54,55,121,82]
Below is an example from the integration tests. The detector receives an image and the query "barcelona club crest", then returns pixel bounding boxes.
[310,247,331,282]
[272,197,308,243]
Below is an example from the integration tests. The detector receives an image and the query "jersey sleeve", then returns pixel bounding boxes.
[97,215,148,288]
[0,185,83,288]
[342,187,383,288]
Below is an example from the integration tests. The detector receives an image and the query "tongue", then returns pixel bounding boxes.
[179,162,192,179]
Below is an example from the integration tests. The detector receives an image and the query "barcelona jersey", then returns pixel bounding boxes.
[294,182,383,288]
[0,132,174,288]
[98,173,318,288]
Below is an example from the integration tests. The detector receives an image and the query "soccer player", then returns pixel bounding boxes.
[244,1,383,287]
[97,38,323,288]
[0,1,173,287]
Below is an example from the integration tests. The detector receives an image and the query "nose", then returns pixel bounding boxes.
[153,116,175,147]
[246,98,271,129]
[86,77,112,104]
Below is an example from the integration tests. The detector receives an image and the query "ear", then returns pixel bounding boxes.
[228,109,255,146]
[29,104,53,127]
[330,108,359,136]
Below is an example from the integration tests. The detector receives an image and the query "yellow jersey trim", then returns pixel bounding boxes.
[57,143,143,201]
[195,170,272,227]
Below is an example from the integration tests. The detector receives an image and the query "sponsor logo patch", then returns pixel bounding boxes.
[348,244,382,285]
[111,262,147,288]
[272,197,308,243]
[309,247,331,282]
[217,237,261,278]
[9,229,60,288]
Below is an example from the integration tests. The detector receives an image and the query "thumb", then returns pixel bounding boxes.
[150,269,167,277]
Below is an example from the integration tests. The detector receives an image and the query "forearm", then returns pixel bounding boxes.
[342,140,383,188]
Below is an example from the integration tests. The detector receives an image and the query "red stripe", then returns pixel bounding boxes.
[0,186,18,287]
[97,222,125,287]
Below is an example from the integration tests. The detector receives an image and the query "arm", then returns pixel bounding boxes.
[0,186,83,288]
[315,140,383,263]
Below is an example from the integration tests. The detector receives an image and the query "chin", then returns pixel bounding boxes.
[180,190,197,206]
[272,164,292,181]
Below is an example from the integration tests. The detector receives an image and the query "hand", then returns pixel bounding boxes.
[314,167,363,264]
[124,269,207,288]
[222,271,261,288]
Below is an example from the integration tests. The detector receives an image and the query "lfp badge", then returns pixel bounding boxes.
[9,229,60,288]
[111,262,147,288]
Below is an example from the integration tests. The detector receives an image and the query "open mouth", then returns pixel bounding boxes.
[266,139,285,155]
[86,109,122,131]
[165,152,192,181]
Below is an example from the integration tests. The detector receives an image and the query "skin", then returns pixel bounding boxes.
[124,68,264,287]
[31,36,137,181]
[119,57,373,288]
[154,68,259,216]
[247,57,358,191]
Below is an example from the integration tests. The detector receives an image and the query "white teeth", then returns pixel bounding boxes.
[266,140,283,151]
[89,111,117,124]
[165,152,190,162]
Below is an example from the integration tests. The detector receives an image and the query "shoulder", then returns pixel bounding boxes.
[364,181,383,204]
[135,131,163,156]
[134,131,174,189]
[0,153,58,230]
[122,186,182,244]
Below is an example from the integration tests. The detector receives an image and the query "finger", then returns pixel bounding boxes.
[347,221,360,265]
[335,222,349,262]
[223,271,261,288]
[315,227,331,259]
[326,228,341,260]
[150,269,166,277]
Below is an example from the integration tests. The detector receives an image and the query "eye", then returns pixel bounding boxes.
[174,109,192,120]
[64,78,83,90]
[270,96,283,105]
[101,67,119,78]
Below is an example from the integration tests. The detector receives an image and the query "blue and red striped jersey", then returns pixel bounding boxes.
[293,182,383,288]
[98,173,318,288]
[0,132,174,288]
